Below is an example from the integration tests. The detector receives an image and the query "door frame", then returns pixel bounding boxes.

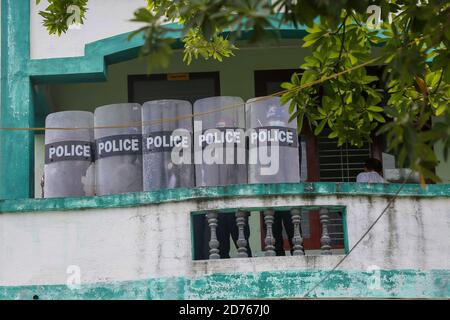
[127,71,221,103]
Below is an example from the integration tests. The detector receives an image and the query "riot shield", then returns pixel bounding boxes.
[44,111,94,198]
[94,103,143,195]
[246,96,300,183]
[142,100,194,190]
[193,96,247,187]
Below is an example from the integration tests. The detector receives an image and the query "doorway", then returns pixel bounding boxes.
[128,72,220,104]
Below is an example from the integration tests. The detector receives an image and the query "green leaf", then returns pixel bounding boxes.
[345,92,352,104]
[328,131,338,139]
[361,75,379,84]
[419,167,442,183]
[302,29,326,47]
[290,72,300,85]
[301,70,318,86]
[435,104,447,116]
[367,106,384,112]
[371,112,386,123]
[317,106,326,116]
[297,114,304,133]
[314,119,327,135]
[281,82,294,90]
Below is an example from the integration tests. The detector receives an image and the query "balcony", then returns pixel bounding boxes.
[0,182,449,299]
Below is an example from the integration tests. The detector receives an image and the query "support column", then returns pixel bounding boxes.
[206,211,220,259]
[0,0,33,199]
[235,210,249,258]
[263,209,276,256]
[319,208,332,255]
[291,208,305,255]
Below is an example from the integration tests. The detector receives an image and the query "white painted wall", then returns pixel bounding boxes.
[0,194,449,286]
[30,0,147,59]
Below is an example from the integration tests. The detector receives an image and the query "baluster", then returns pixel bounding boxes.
[235,210,249,258]
[263,209,276,256]
[319,208,332,255]
[40,174,45,198]
[290,208,305,255]
[206,211,220,259]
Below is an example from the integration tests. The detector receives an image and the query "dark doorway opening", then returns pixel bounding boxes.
[128,72,220,104]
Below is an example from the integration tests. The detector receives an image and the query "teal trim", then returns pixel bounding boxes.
[190,214,196,260]
[191,206,346,216]
[33,87,51,127]
[0,0,34,200]
[1,182,449,214]
[342,207,350,254]
[0,269,448,299]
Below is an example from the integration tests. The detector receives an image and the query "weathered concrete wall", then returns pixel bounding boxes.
[0,190,449,298]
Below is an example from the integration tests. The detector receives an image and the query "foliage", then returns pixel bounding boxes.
[280,14,384,148]
[35,0,450,181]
[35,0,88,35]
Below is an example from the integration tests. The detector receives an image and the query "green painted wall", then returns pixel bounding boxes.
[1,269,448,299]
[0,0,34,200]
[4,182,450,214]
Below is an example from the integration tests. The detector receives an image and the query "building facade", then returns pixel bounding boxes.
[0,0,449,299]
